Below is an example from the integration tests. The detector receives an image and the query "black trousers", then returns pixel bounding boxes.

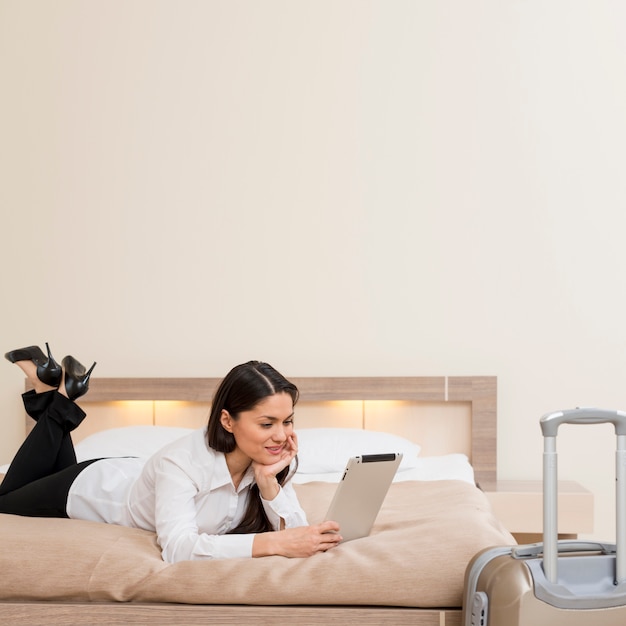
[0,390,98,517]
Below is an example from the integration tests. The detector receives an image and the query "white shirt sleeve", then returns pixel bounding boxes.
[260,479,308,530]
[153,456,255,563]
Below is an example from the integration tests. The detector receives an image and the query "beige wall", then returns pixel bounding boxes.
[1,1,625,540]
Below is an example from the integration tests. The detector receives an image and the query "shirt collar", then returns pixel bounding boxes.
[212,451,256,492]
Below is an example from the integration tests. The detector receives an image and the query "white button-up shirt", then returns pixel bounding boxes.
[67,427,308,562]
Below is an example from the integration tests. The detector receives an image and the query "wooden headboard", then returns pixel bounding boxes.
[55,375,497,485]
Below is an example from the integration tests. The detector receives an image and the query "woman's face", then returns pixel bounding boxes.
[220,392,295,465]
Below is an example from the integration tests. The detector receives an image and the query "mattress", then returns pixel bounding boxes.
[0,478,514,607]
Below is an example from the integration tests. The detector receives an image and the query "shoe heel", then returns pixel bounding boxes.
[37,342,62,388]
[62,356,97,401]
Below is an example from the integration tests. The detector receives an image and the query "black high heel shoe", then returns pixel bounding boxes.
[62,355,97,401]
[4,343,62,387]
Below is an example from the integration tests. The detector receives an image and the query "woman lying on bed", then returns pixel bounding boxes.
[0,344,342,562]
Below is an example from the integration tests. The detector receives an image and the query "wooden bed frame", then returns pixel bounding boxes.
[6,375,497,626]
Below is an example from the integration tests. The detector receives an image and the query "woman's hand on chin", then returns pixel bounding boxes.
[252,433,298,499]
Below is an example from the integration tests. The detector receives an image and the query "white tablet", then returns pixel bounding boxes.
[324,452,402,542]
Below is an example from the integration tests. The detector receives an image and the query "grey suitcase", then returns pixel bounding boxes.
[462,408,626,625]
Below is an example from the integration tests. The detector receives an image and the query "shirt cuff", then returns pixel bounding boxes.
[261,487,301,530]
[199,533,255,560]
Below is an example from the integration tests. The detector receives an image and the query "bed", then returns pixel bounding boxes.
[0,375,513,625]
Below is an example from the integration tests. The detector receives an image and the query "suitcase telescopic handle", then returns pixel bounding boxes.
[540,408,626,437]
[540,408,626,585]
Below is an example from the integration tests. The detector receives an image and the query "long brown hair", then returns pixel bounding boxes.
[207,361,299,534]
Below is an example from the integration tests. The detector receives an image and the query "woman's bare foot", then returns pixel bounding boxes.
[13,360,57,394]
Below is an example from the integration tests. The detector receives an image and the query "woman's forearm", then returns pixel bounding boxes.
[251,523,343,558]
[255,476,280,501]
[252,531,276,557]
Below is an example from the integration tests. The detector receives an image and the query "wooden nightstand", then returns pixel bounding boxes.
[482,480,594,544]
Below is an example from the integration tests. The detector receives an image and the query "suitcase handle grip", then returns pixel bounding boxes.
[513,541,616,559]
[541,407,626,437]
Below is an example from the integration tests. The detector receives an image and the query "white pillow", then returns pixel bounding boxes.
[74,426,193,461]
[72,426,420,474]
[296,428,420,473]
